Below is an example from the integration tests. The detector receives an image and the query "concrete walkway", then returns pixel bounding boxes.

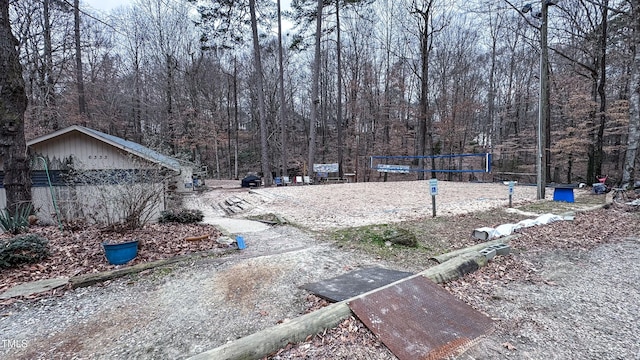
[202,217,270,234]
[182,192,272,235]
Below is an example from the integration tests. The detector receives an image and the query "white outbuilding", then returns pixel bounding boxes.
[0,125,195,226]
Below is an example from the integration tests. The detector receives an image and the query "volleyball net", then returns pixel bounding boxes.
[370,153,491,174]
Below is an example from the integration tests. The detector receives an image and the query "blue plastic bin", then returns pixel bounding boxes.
[103,240,139,265]
[236,235,246,250]
[552,186,575,203]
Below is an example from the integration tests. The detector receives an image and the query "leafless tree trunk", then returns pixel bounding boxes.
[488,11,500,145]
[234,57,239,180]
[415,0,437,180]
[42,0,58,130]
[308,0,323,179]
[249,0,272,185]
[226,70,233,178]
[622,0,640,187]
[336,0,344,179]
[74,0,87,119]
[132,50,143,143]
[0,1,31,212]
[594,0,608,179]
[277,0,288,178]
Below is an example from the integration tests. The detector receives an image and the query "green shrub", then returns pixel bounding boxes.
[158,209,204,224]
[332,225,418,248]
[0,203,32,235]
[0,234,50,269]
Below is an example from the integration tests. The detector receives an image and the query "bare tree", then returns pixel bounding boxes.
[74,0,87,119]
[622,0,640,187]
[413,0,439,180]
[42,0,58,130]
[249,0,272,185]
[308,0,323,179]
[4,0,634,188]
[0,1,31,213]
[552,0,611,182]
[277,0,288,178]
[486,8,503,144]
[335,0,344,179]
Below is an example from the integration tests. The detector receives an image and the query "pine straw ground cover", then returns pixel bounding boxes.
[0,222,224,302]
[266,204,640,359]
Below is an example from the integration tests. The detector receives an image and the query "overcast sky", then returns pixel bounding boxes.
[83,0,294,13]
[83,0,130,12]
[81,0,294,31]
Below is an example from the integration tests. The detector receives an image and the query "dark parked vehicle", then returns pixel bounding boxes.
[241,175,261,188]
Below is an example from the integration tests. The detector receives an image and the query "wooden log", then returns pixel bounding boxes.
[69,256,188,288]
[421,251,487,284]
[189,302,352,360]
[430,235,517,264]
[188,251,489,360]
[185,234,211,242]
[69,249,234,288]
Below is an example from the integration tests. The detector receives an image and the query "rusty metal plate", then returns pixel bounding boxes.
[302,267,413,302]
[349,276,493,360]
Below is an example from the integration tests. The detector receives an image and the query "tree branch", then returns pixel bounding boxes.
[550,45,597,74]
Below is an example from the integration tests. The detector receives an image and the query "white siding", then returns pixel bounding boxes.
[0,130,177,226]
[31,187,59,225]
[30,132,156,170]
[30,184,165,226]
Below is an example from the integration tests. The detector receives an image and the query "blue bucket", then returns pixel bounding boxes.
[236,235,246,250]
[103,240,139,265]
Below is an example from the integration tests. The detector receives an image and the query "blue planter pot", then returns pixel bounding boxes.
[103,240,139,265]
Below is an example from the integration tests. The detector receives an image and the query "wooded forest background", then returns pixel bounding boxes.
[6,0,640,187]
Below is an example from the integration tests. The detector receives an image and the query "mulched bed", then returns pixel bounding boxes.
[0,222,225,295]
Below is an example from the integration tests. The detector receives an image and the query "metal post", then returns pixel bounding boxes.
[537,0,549,200]
[429,178,438,217]
[431,195,436,217]
[509,181,514,207]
